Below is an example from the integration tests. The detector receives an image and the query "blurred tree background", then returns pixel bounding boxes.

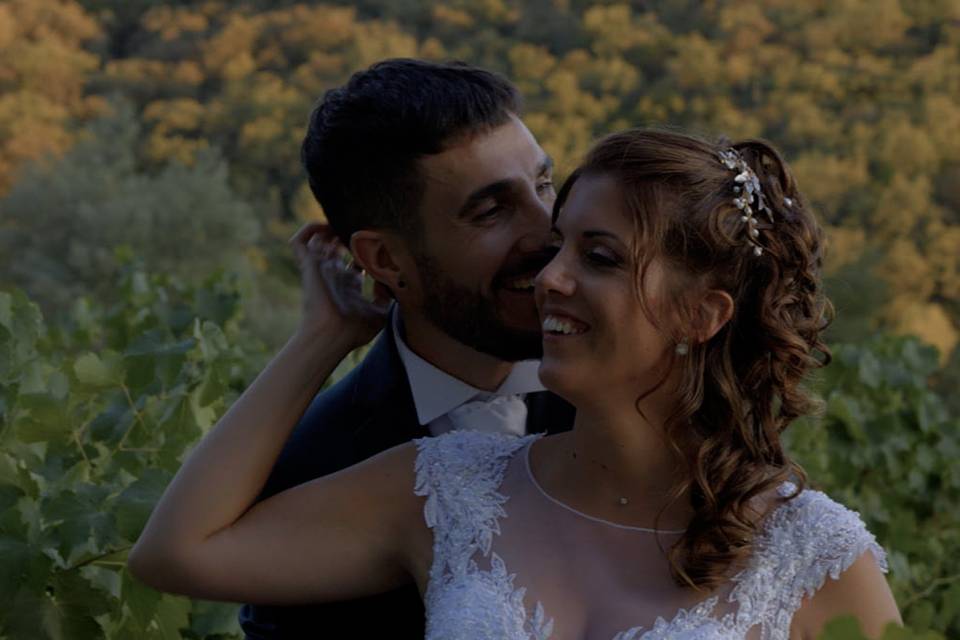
[0,0,958,638]
[3,0,960,374]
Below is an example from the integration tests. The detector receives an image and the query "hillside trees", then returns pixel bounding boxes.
[0,102,260,316]
[0,0,106,194]
[7,0,952,364]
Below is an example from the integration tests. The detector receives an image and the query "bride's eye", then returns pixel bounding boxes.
[586,248,622,268]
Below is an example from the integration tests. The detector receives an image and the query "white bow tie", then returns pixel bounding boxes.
[446,394,528,437]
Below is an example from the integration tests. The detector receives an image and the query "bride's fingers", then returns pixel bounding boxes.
[307,234,336,259]
[297,229,382,316]
[289,222,333,248]
[321,259,387,318]
[292,224,343,265]
[318,253,359,311]
[298,244,326,292]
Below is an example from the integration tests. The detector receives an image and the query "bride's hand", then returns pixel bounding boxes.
[290,222,391,350]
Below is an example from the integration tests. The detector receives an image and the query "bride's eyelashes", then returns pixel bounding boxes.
[585,247,622,269]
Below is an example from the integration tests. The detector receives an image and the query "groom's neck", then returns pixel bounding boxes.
[397,309,515,392]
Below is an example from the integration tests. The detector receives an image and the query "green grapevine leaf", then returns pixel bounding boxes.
[74,352,126,389]
[112,469,171,542]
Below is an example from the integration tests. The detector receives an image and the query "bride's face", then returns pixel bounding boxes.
[535,173,677,406]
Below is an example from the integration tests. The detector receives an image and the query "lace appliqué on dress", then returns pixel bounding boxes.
[414,431,889,640]
[415,431,552,639]
[725,483,889,640]
[613,596,724,640]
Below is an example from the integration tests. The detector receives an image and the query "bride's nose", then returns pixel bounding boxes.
[535,250,576,297]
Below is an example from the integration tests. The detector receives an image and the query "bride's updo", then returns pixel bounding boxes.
[555,129,832,589]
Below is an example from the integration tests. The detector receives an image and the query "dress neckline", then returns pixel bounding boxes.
[522,436,687,535]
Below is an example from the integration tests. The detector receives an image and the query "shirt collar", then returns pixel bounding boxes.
[392,311,545,426]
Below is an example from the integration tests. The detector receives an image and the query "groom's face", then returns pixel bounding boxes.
[408,114,555,361]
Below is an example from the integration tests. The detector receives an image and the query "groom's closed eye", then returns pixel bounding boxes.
[535,157,555,198]
[474,204,507,223]
[459,156,555,221]
[458,182,515,220]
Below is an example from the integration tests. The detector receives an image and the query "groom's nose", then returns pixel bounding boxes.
[515,199,553,251]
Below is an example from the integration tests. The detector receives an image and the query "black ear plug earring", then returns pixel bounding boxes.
[397,278,406,289]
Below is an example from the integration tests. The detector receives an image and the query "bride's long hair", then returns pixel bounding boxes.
[555,129,832,589]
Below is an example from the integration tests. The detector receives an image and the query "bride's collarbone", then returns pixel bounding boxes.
[530,436,694,531]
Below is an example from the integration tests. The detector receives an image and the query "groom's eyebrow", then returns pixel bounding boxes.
[456,153,555,218]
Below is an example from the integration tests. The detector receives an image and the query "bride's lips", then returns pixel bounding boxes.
[540,309,590,340]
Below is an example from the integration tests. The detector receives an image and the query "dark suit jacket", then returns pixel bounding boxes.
[239,323,575,639]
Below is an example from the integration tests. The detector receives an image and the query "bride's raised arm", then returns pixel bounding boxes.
[128,223,419,604]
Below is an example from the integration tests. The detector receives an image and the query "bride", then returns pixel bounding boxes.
[130,129,901,639]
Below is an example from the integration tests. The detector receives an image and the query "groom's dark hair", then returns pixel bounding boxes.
[301,59,522,247]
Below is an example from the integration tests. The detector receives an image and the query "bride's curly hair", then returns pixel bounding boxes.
[554,129,832,590]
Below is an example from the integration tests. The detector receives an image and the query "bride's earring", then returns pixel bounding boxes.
[675,339,689,356]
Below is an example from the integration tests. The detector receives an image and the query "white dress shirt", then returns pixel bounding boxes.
[392,312,545,437]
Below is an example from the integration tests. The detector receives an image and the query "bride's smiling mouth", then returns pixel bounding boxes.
[542,313,590,337]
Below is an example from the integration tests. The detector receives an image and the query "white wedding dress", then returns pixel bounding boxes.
[413,430,888,640]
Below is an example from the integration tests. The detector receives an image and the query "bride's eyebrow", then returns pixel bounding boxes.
[582,230,619,241]
[551,227,622,241]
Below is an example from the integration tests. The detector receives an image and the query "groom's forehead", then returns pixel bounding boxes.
[418,117,547,197]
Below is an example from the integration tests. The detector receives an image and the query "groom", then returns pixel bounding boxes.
[239,59,575,638]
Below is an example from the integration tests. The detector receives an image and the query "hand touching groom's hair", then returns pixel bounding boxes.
[301,58,522,248]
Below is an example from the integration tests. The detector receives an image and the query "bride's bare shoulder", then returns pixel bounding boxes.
[342,440,424,507]
[327,440,432,577]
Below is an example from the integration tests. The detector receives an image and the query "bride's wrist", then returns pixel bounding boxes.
[290,323,355,355]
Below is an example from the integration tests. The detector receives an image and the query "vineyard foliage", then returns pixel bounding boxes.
[0,261,957,638]
[0,261,262,639]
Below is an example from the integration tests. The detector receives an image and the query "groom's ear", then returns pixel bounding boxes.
[350,229,411,298]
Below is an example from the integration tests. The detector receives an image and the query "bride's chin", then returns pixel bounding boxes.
[537,361,582,403]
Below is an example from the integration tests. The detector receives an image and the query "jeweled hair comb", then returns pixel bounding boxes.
[718,148,790,257]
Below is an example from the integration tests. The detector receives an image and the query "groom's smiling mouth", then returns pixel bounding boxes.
[492,251,554,328]
[494,270,543,329]
[496,250,554,295]
[502,274,537,293]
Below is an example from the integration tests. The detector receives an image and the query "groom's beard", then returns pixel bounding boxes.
[416,253,543,362]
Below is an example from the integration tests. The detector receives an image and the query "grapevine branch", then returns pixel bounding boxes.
[115,383,149,453]
[902,572,960,608]
[64,545,132,572]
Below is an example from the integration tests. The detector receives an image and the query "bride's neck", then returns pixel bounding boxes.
[566,407,683,494]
